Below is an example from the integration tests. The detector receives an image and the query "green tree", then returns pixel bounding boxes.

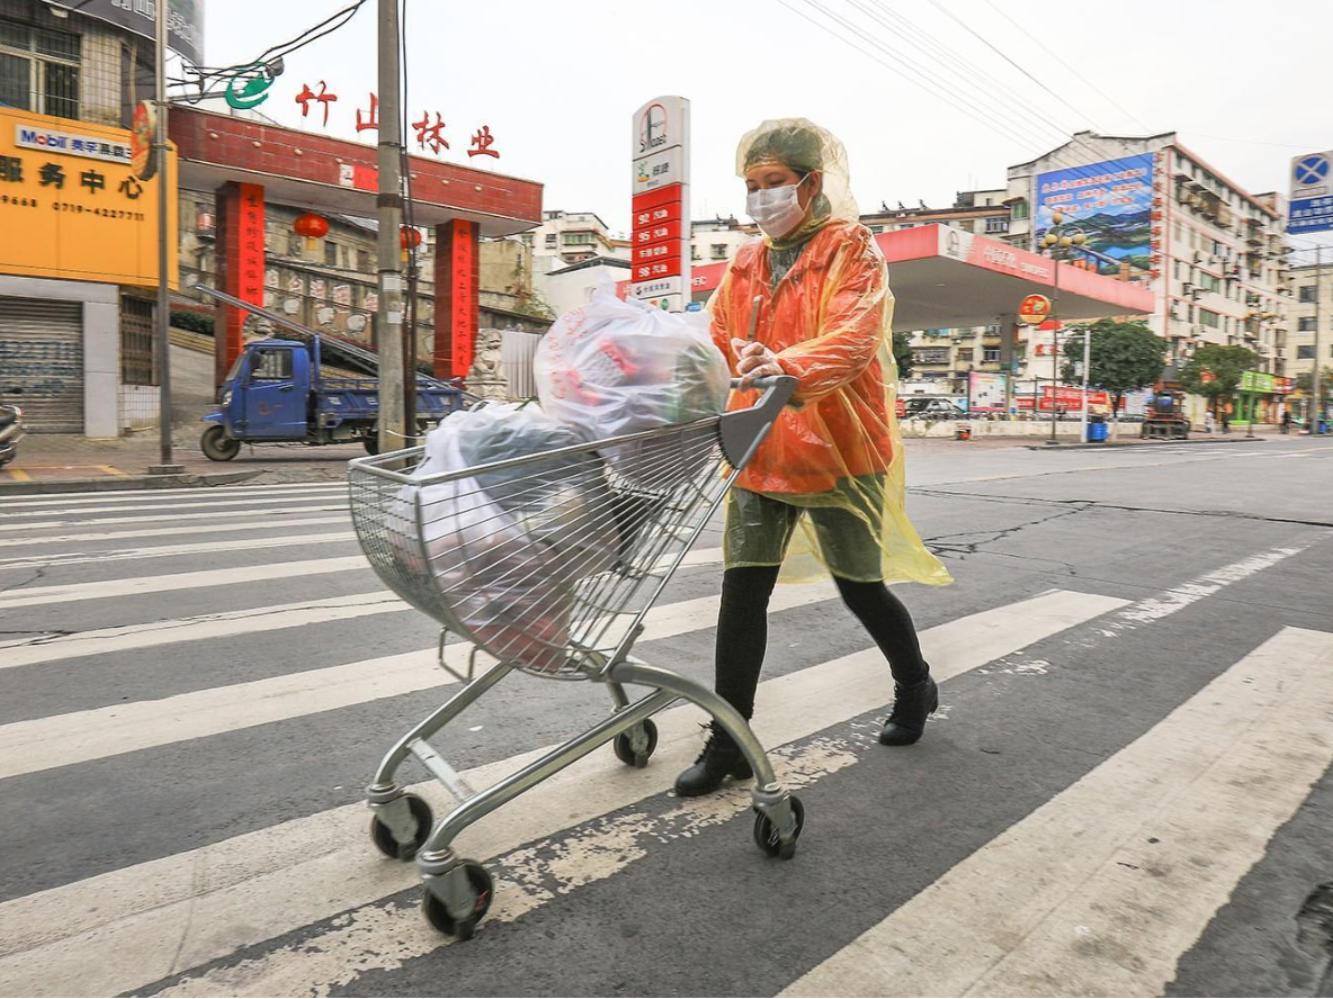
[1179,344,1258,420]
[1060,319,1167,438]
[893,330,913,380]
[1294,367,1333,401]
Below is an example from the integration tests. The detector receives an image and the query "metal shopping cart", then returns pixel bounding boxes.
[347,375,803,939]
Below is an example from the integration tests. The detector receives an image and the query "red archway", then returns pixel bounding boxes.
[169,106,543,384]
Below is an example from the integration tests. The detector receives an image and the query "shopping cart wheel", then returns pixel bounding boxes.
[369,793,433,861]
[753,795,805,860]
[421,862,494,940]
[612,719,658,768]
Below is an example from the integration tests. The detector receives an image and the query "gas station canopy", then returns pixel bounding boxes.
[679,224,1155,330]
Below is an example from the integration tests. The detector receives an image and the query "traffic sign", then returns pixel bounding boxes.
[1289,149,1333,235]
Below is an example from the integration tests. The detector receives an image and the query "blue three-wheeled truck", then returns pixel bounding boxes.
[197,286,465,461]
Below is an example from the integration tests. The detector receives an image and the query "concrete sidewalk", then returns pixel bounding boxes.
[0,431,361,495]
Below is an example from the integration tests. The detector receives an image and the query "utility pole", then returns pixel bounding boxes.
[1049,250,1062,444]
[1079,324,1091,444]
[375,0,405,454]
[1314,244,1325,435]
[149,0,182,474]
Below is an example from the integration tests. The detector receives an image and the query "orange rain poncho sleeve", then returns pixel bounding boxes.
[709,220,952,587]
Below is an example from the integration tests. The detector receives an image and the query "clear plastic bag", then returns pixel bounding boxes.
[535,287,730,443]
[388,404,621,670]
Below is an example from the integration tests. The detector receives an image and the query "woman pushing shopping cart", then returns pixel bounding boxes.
[346,117,948,940]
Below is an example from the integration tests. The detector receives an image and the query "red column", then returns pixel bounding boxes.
[433,219,480,380]
[213,182,266,386]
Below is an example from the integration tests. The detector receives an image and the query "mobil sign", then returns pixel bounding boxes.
[630,95,691,312]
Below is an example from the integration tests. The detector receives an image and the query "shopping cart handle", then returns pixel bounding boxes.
[718,375,797,468]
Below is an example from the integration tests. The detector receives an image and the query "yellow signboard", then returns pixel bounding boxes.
[0,107,177,289]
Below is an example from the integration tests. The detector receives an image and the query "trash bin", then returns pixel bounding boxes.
[1086,417,1108,443]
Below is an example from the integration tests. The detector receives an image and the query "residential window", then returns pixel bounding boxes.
[1299,317,1317,332]
[1299,285,1316,303]
[984,216,1009,234]
[956,347,975,362]
[1010,200,1029,220]
[982,347,1001,362]
[0,18,80,120]
[1297,345,1316,359]
[1198,272,1221,294]
[324,240,338,267]
[544,233,557,248]
[1198,308,1220,328]
[690,245,701,261]
[710,243,728,260]
[287,234,303,257]
[563,232,594,245]
[357,249,371,272]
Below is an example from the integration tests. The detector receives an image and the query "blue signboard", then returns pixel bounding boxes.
[1289,151,1333,235]
[1034,153,1154,276]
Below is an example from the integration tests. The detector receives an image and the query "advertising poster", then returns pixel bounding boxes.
[968,371,1008,413]
[1035,153,1154,276]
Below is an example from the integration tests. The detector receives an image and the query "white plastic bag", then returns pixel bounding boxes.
[535,287,730,442]
[386,404,619,670]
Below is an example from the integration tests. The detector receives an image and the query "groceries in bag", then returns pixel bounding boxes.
[534,288,729,484]
[388,404,620,671]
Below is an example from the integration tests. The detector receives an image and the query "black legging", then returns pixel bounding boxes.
[714,565,928,719]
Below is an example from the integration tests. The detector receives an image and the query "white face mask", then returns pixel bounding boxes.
[746,178,808,239]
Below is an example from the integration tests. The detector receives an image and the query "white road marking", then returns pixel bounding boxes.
[0,531,357,571]
[0,514,350,550]
[0,481,347,510]
[0,592,409,670]
[0,556,369,609]
[0,487,349,519]
[0,504,346,533]
[785,627,1333,998]
[0,590,1124,998]
[0,570,823,779]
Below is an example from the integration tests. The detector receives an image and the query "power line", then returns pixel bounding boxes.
[978,0,1153,133]
[924,0,1104,133]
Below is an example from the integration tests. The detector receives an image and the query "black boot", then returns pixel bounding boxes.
[879,675,939,746]
[673,723,754,797]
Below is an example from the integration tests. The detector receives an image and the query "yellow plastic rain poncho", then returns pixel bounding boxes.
[709,119,952,586]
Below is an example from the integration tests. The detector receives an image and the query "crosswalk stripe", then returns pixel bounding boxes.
[0,592,407,669]
[0,590,1123,998]
[0,514,349,550]
[0,555,370,609]
[0,503,347,533]
[1,492,350,521]
[0,566,817,780]
[0,548,726,669]
[0,531,358,571]
[784,626,1333,998]
[0,481,347,510]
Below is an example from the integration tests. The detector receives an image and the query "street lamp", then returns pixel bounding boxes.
[1039,214,1087,443]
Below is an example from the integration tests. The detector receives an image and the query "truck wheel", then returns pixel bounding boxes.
[363,435,380,456]
[201,426,241,462]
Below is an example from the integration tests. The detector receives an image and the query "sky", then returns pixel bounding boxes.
[190,0,1333,250]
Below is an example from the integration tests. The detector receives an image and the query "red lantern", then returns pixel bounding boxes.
[400,225,423,249]
[293,212,329,251]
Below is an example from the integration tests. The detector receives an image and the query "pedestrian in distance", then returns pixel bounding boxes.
[675,119,952,798]
[1204,410,1215,434]
[1222,408,1231,434]
[1281,408,1292,434]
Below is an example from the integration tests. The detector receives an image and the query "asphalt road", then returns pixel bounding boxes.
[0,435,1330,997]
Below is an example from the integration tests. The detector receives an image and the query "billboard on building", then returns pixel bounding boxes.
[43,0,205,65]
[1034,153,1154,276]
[0,108,177,287]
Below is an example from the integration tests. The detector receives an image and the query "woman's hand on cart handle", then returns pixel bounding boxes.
[732,339,784,390]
